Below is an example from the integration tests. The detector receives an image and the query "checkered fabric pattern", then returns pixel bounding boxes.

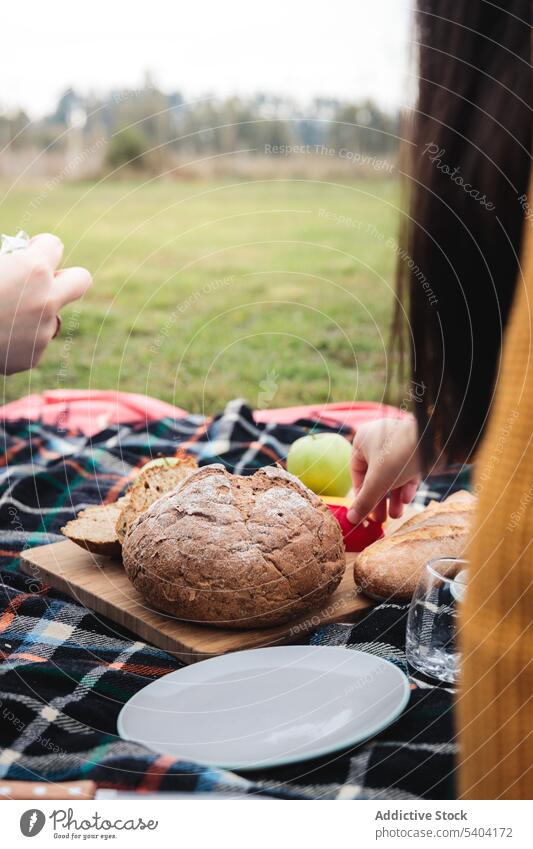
[0,401,470,799]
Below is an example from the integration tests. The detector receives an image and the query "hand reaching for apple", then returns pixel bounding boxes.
[347,418,422,527]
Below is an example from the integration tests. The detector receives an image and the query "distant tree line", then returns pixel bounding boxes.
[0,77,400,175]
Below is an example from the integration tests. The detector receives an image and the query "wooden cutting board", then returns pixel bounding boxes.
[20,540,372,664]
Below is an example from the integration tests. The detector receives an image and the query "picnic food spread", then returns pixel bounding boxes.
[62,455,347,628]
[61,451,475,625]
[121,464,346,628]
[353,490,476,600]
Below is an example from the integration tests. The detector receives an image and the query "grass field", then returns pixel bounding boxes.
[1,178,402,415]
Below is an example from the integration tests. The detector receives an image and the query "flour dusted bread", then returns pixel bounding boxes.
[122,464,346,629]
[353,490,475,601]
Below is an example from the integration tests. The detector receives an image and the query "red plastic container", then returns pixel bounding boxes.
[321,497,383,552]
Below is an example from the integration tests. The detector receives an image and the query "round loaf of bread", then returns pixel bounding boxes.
[122,463,346,628]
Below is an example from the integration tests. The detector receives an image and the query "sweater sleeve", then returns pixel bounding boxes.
[458,199,533,799]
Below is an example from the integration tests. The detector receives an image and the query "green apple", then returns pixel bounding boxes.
[141,456,181,471]
[287,433,352,497]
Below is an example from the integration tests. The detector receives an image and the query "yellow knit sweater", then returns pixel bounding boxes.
[458,210,533,799]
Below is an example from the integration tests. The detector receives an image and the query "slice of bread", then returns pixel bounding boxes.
[61,456,198,558]
[61,499,128,558]
[115,457,198,543]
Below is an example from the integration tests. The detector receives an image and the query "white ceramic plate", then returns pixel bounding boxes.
[117,646,410,770]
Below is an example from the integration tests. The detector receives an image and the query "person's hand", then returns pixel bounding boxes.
[0,233,92,375]
[347,417,422,526]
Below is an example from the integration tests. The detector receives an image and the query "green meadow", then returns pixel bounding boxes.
[1,178,403,415]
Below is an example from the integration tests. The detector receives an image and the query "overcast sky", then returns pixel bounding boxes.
[2,0,412,117]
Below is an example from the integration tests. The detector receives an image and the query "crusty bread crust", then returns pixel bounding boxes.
[353,490,475,600]
[122,464,346,629]
[396,490,474,534]
[61,457,197,558]
[115,458,198,543]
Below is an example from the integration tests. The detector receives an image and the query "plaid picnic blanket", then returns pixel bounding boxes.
[0,400,470,800]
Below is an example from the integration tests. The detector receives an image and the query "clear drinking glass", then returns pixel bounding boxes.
[406,558,468,684]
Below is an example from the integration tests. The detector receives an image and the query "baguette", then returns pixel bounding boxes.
[396,490,475,534]
[353,490,475,600]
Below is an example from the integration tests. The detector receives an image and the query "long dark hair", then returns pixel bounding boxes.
[395,0,532,469]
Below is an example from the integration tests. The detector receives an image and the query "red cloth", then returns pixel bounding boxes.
[0,391,188,436]
[255,401,406,430]
[0,391,406,436]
